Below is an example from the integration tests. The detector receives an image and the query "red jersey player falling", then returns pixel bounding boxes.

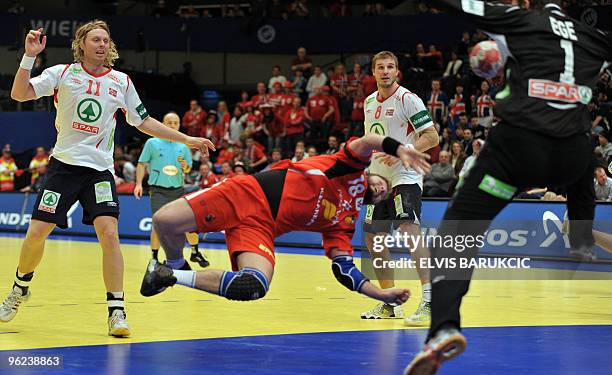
[140,134,431,304]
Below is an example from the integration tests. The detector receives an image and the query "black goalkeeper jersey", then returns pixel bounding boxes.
[429,1,612,137]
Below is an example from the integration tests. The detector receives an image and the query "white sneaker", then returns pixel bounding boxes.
[404,301,431,326]
[404,327,467,375]
[108,309,131,337]
[0,286,30,323]
[361,302,405,319]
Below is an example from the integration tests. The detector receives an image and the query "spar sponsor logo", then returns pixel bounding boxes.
[528,79,592,104]
[72,122,100,134]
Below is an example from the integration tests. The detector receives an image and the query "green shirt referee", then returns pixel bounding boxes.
[134,112,209,268]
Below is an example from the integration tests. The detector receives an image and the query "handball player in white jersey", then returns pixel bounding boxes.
[0,20,214,337]
[361,51,439,324]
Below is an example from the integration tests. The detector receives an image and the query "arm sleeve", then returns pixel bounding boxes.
[138,140,152,163]
[30,64,66,98]
[426,0,526,34]
[123,76,149,127]
[400,92,434,134]
[322,231,354,258]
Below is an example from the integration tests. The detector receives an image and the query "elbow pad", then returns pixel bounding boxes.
[331,256,368,293]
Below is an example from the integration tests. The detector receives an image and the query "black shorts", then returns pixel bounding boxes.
[31,158,119,229]
[362,184,422,234]
[149,186,185,214]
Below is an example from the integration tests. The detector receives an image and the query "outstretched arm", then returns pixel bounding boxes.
[348,134,432,174]
[138,117,216,156]
[329,247,410,305]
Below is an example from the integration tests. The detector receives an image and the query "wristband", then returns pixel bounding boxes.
[20,54,36,70]
[382,137,402,157]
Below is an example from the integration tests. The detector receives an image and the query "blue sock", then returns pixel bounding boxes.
[166,258,186,270]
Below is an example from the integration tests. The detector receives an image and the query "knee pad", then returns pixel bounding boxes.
[332,256,368,293]
[219,267,269,301]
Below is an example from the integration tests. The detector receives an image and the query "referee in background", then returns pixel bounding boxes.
[134,112,209,269]
[405,0,612,373]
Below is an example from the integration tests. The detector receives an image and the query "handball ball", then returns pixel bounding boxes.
[470,40,505,79]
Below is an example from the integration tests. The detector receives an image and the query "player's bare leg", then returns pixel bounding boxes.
[0,220,54,322]
[92,215,129,337]
[399,222,432,326]
[593,230,612,253]
[150,227,161,260]
[361,232,405,319]
[186,232,209,268]
[142,199,272,300]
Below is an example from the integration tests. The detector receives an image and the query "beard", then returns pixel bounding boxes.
[377,77,396,88]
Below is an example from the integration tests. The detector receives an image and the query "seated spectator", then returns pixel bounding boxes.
[220,161,234,181]
[423,151,455,197]
[0,148,17,191]
[268,66,287,90]
[262,148,283,171]
[261,103,284,152]
[251,82,270,107]
[469,117,486,140]
[440,128,452,152]
[457,139,484,187]
[229,106,245,145]
[197,164,219,190]
[182,99,206,137]
[116,155,136,183]
[306,66,327,97]
[361,68,377,96]
[233,162,247,176]
[215,139,235,172]
[307,146,318,157]
[291,47,313,77]
[595,166,612,201]
[443,51,463,80]
[290,70,307,101]
[291,146,307,162]
[450,140,467,176]
[280,81,298,117]
[461,128,474,156]
[245,136,268,173]
[325,136,339,154]
[595,131,612,163]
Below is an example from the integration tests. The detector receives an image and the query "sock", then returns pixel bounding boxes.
[191,244,199,254]
[174,270,197,288]
[151,249,159,260]
[14,270,34,296]
[422,283,432,303]
[166,258,187,270]
[106,291,125,316]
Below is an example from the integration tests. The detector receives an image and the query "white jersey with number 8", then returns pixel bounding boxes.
[364,85,434,188]
[31,63,148,172]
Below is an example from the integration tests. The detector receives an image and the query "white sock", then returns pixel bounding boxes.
[422,283,431,303]
[174,270,197,288]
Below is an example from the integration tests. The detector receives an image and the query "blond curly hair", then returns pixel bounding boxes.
[71,20,119,67]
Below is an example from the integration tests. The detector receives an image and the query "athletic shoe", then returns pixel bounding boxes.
[569,247,597,262]
[108,309,131,337]
[361,302,404,319]
[190,251,210,268]
[140,259,177,297]
[403,327,467,375]
[0,286,30,323]
[404,301,431,326]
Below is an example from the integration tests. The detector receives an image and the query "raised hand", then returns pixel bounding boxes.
[397,146,431,175]
[25,28,47,57]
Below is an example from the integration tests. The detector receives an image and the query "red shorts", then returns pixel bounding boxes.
[183,176,276,271]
